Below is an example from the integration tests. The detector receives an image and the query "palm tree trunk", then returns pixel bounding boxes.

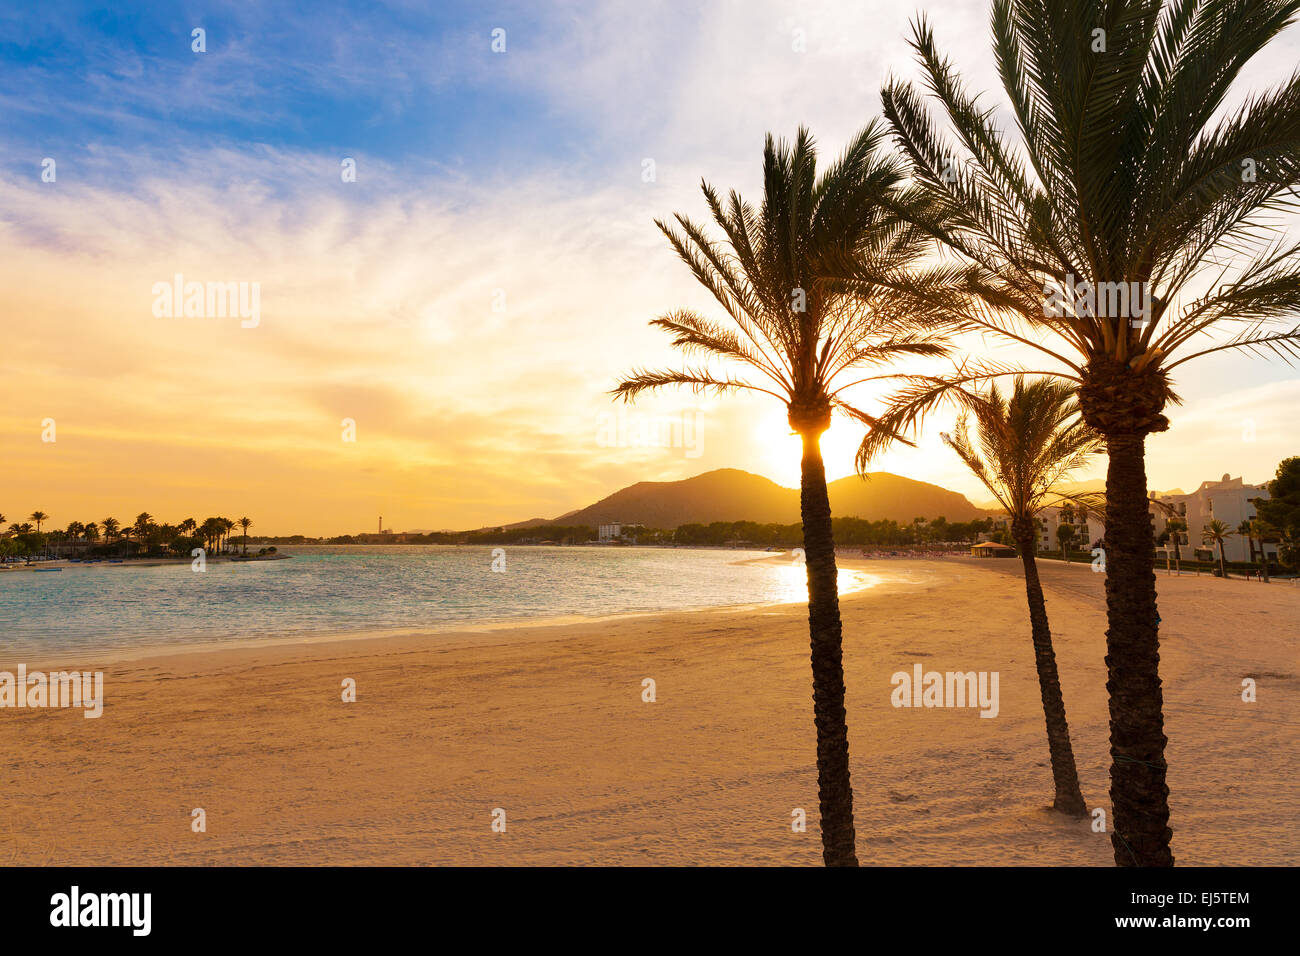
[1102,433,1174,866]
[1218,543,1227,579]
[799,430,858,867]
[1013,525,1087,815]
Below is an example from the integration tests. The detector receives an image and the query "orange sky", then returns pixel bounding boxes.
[4,5,1297,536]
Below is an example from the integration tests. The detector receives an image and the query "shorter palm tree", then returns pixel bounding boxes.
[29,511,48,532]
[238,517,253,555]
[878,376,1100,815]
[1203,520,1234,579]
[101,517,120,542]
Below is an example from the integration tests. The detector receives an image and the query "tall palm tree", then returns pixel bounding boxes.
[238,517,253,555]
[29,511,48,532]
[613,123,953,865]
[101,517,120,542]
[1203,519,1234,578]
[862,0,1300,866]
[222,518,236,554]
[935,377,1099,814]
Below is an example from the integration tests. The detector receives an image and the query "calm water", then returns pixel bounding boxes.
[0,545,869,655]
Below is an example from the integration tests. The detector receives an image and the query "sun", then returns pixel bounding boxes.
[754,409,866,487]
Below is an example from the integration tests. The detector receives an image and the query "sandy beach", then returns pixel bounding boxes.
[1,557,1295,866]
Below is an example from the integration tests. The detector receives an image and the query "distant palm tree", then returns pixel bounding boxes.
[613,123,953,866]
[1251,516,1275,583]
[101,517,120,542]
[1203,520,1234,579]
[1165,517,1187,574]
[238,517,253,555]
[1237,519,1256,568]
[865,0,1300,865]
[222,518,236,554]
[29,511,48,532]
[1055,523,1077,561]
[200,518,224,554]
[82,522,99,542]
[934,377,1099,815]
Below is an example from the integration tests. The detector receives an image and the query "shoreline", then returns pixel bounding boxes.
[7,558,904,671]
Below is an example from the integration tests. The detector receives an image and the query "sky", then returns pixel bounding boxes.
[2,0,1298,535]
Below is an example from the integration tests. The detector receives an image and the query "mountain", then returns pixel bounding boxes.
[509,468,987,529]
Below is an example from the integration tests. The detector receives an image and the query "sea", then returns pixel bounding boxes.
[0,545,872,655]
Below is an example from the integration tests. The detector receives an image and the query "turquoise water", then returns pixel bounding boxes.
[0,545,868,655]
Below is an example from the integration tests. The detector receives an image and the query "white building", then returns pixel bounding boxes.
[983,474,1277,566]
[597,521,623,542]
[1152,474,1277,564]
[1038,505,1105,553]
[986,507,1104,553]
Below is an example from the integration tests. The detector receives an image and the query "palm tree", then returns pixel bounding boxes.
[936,377,1098,814]
[82,522,99,542]
[1203,519,1234,578]
[222,518,236,554]
[238,517,253,555]
[864,0,1300,866]
[1251,516,1274,582]
[1166,515,1187,574]
[200,518,224,554]
[29,511,48,532]
[613,123,953,865]
[101,517,120,543]
[1056,522,1078,561]
[1237,519,1256,568]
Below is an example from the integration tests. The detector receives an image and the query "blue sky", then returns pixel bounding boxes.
[0,2,601,183]
[2,1,1299,533]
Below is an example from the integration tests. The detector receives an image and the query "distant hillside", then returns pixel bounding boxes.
[511,468,986,529]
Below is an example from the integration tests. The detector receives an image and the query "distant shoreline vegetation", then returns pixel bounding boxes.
[249,516,999,549]
[0,512,258,562]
